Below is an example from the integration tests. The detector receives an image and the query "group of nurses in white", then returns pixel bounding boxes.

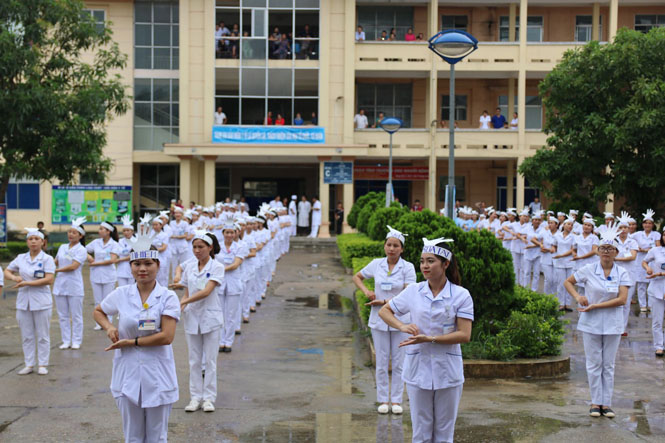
[116,215,136,287]
[353,226,416,415]
[4,229,56,375]
[564,223,630,418]
[379,237,473,443]
[642,227,665,356]
[87,221,120,329]
[633,209,661,312]
[94,232,180,443]
[217,223,245,352]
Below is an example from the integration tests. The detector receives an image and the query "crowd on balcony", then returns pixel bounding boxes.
[213,107,318,127]
[478,108,519,130]
[215,21,318,60]
[355,25,424,42]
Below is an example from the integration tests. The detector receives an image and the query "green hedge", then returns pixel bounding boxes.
[347,191,382,229]
[352,256,375,327]
[367,206,410,241]
[336,233,384,268]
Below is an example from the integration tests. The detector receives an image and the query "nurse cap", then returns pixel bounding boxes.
[598,222,621,248]
[152,217,164,226]
[617,211,630,228]
[129,232,158,261]
[183,210,193,220]
[386,225,407,244]
[583,218,596,227]
[139,213,153,226]
[173,206,184,213]
[583,212,593,219]
[563,217,575,225]
[547,210,554,216]
[121,214,134,230]
[569,209,579,215]
[643,209,655,222]
[519,207,530,217]
[193,230,214,245]
[291,195,297,200]
[71,216,87,235]
[25,227,44,240]
[159,210,170,219]
[548,216,559,224]
[532,211,543,220]
[222,223,236,231]
[604,212,615,219]
[422,237,454,261]
[557,212,566,218]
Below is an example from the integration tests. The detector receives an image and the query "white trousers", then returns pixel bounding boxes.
[92,282,116,323]
[115,395,172,443]
[372,329,406,404]
[622,284,637,333]
[637,282,650,308]
[308,223,320,238]
[406,383,463,443]
[541,263,557,295]
[118,277,134,287]
[242,278,254,318]
[555,267,573,306]
[523,257,541,292]
[55,295,84,346]
[185,329,221,402]
[652,297,665,351]
[16,308,51,367]
[511,251,523,285]
[582,332,621,406]
[219,289,241,347]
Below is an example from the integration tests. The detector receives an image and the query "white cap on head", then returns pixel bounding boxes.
[563,217,575,225]
[422,237,454,261]
[71,216,87,235]
[617,211,630,228]
[519,207,530,217]
[557,212,566,218]
[569,209,579,215]
[100,221,115,232]
[604,212,615,219]
[25,228,44,240]
[599,222,621,248]
[548,216,559,224]
[583,218,596,227]
[386,225,407,244]
[129,232,159,261]
[291,195,297,200]
[643,209,655,222]
[121,214,134,230]
[193,230,213,245]
[532,211,543,220]
[174,206,184,213]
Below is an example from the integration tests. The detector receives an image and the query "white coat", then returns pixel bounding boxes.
[644,247,665,301]
[216,242,244,294]
[633,231,661,282]
[8,251,56,310]
[311,200,322,226]
[86,238,119,284]
[574,233,599,269]
[181,258,225,335]
[53,243,87,296]
[297,201,311,227]
[553,232,575,269]
[100,283,181,408]
[116,237,134,281]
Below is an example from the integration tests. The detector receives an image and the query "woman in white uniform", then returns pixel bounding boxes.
[87,222,119,329]
[643,228,665,356]
[169,207,192,277]
[93,236,180,443]
[116,215,136,287]
[564,223,630,418]
[553,218,576,311]
[54,217,88,350]
[352,226,416,415]
[217,224,244,352]
[572,219,600,296]
[379,238,473,443]
[150,218,171,287]
[615,213,638,335]
[634,209,661,312]
[4,229,56,375]
[535,216,559,296]
[181,231,225,413]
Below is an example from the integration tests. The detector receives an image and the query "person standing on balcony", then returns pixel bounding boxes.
[491,107,506,129]
[372,111,385,128]
[510,112,519,130]
[274,114,285,125]
[294,113,304,125]
[214,107,227,126]
[405,28,416,41]
[354,109,369,129]
[355,25,365,41]
[378,30,388,41]
[479,110,491,129]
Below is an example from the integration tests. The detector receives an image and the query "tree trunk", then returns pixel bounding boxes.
[0,175,9,204]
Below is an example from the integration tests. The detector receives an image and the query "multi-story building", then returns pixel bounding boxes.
[10,0,665,236]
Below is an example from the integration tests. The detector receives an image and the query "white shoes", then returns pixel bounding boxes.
[38,366,48,375]
[93,324,102,331]
[202,400,215,412]
[59,343,71,350]
[377,403,390,414]
[18,366,33,375]
[184,399,200,412]
[391,404,403,415]
[71,344,81,350]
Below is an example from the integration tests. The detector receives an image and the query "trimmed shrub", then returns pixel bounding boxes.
[352,256,375,326]
[336,233,384,268]
[347,191,381,229]
[356,197,383,234]
[367,206,410,241]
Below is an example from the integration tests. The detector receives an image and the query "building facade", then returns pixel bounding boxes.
[11,0,665,235]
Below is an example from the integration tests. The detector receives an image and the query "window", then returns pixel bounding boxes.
[82,9,105,34]
[438,176,465,202]
[635,15,665,33]
[496,177,538,211]
[498,95,543,129]
[441,95,467,121]
[139,164,179,212]
[6,179,40,210]
[441,15,468,32]
[79,172,106,185]
[357,6,414,40]
[575,15,602,42]
[357,83,413,128]
[216,167,231,202]
[499,16,543,42]
[134,0,179,70]
[134,78,179,150]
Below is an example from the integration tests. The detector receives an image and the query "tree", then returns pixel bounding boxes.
[0,0,130,202]
[519,28,665,218]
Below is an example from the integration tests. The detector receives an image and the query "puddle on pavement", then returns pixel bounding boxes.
[285,293,352,312]
[456,413,581,442]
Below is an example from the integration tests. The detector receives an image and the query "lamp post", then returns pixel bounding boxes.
[379,117,403,207]
[428,30,478,218]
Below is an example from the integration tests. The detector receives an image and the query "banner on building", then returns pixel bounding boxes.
[323,162,353,184]
[353,166,429,181]
[0,204,6,247]
[212,125,325,144]
[51,186,132,225]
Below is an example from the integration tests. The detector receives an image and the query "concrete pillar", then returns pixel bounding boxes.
[507,159,515,208]
[203,156,216,205]
[509,3,517,42]
[516,157,525,210]
[319,0,330,134]
[342,181,354,233]
[428,0,438,36]
[507,78,515,123]
[343,0,355,145]
[318,161,331,238]
[518,0,527,160]
[178,156,192,205]
[203,0,215,137]
[178,0,189,140]
[609,0,618,41]
[592,3,601,41]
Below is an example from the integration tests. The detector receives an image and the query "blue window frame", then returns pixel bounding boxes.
[6,183,40,210]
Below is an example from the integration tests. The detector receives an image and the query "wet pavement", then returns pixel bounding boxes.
[0,244,664,442]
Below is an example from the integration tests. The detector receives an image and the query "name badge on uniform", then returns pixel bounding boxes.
[380,282,393,291]
[33,270,45,279]
[623,252,632,258]
[443,323,456,335]
[223,257,233,264]
[605,280,619,294]
[195,277,207,291]
[138,319,156,331]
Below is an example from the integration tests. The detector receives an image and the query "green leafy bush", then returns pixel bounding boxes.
[347,191,381,229]
[367,206,410,241]
[356,197,384,234]
[352,257,375,326]
[336,234,384,268]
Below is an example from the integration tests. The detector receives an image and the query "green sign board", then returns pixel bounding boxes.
[52,185,132,224]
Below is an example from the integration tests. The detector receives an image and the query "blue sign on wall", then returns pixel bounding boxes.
[323,162,353,184]
[212,125,325,144]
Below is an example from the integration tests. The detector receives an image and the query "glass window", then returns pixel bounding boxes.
[441,95,467,121]
[441,15,468,32]
[6,182,40,210]
[134,0,179,70]
[499,16,543,42]
[357,6,414,40]
[82,9,105,34]
[635,15,665,33]
[134,78,179,150]
[356,83,412,128]
[575,15,602,42]
[139,164,179,212]
[498,95,542,129]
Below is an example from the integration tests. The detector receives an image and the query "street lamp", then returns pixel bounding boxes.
[428,30,478,218]
[380,117,403,207]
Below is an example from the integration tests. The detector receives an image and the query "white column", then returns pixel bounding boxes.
[516,157,525,210]
[179,156,192,205]
[507,159,515,208]
[203,156,216,205]
[319,161,330,238]
[609,0,619,41]
[342,180,354,233]
[592,3,601,41]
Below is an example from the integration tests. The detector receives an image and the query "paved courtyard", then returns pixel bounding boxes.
[0,243,664,442]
